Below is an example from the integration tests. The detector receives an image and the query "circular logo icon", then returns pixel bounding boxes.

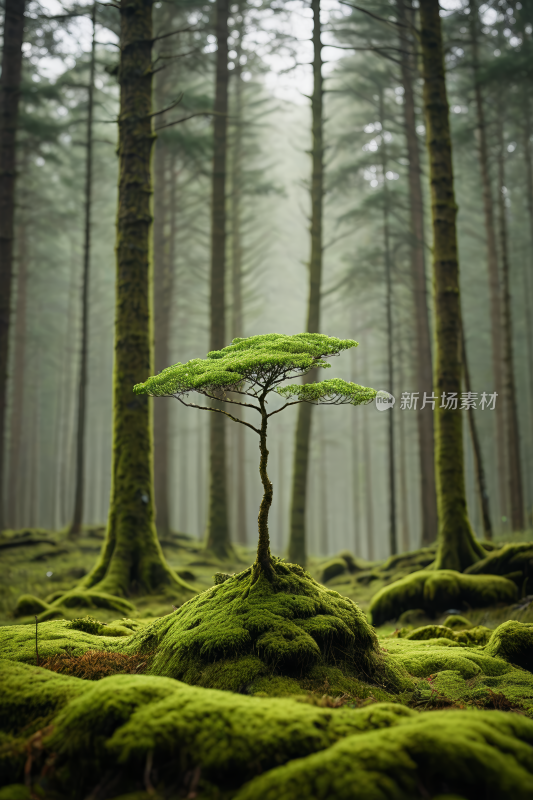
[375,390,395,411]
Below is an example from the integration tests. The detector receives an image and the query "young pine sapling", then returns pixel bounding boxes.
[134,333,378,580]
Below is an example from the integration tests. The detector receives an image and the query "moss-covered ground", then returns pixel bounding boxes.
[3,527,533,798]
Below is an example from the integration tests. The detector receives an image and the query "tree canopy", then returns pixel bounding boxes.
[134,333,378,420]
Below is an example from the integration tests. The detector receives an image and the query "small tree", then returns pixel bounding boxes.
[134,333,378,579]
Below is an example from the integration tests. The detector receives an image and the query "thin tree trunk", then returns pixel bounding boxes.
[205,0,232,559]
[397,0,437,546]
[153,139,171,537]
[468,0,508,530]
[350,345,360,555]
[419,0,485,572]
[0,0,26,531]
[378,86,397,556]
[461,323,492,538]
[361,338,374,560]
[7,214,28,528]
[230,35,247,546]
[69,3,96,536]
[496,106,525,531]
[397,338,410,552]
[80,0,190,598]
[521,88,533,522]
[288,0,323,567]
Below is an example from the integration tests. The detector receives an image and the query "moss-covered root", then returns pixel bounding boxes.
[0,659,88,734]
[369,570,517,627]
[465,543,533,594]
[485,621,533,670]
[120,559,409,692]
[233,710,533,800]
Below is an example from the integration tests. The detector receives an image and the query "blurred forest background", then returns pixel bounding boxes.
[1,0,532,563]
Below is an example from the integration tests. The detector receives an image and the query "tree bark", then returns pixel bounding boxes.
[205,0,232,559]
[378,86,397,557]
[0,0,26,531]
[461,323,492,538]
[397,0,437,546]
[230,30,247,546]
[153,139,172,537]
[496,106,525,531]
[7,213,28,528]
[80,0,190,597]
[288,0,323,567]
[418,0,485,572]
[468,0,508,530]
[69,3,97,536]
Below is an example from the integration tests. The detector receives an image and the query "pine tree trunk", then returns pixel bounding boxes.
[461,323,492,538]
[468,0,508,530]
[230,37,247,546]
[153,139,172,537]
[7,213,28,529]
[0,0,26,531]
[379,87,397,557]
[496,107,525,531]
[397,0,437,546]
[81,0,190,598]
[205,0,232,559]
[419,0,485,572]
[361,338,374,560]
[288,0,323,567]
[69,3,96,536]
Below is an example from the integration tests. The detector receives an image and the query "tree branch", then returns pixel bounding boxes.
[149,93,184,118]
[154,111,216,131]
[174,397,261,434]
[338,1,411,30]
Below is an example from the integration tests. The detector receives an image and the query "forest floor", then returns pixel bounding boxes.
[2,524,533,631]
[3,527,533,799]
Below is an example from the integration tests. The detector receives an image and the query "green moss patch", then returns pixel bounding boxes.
[233,710,533,800]
[370,570,517,626]
[119,560,410,693]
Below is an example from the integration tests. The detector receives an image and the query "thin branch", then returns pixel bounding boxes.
[97,2,120,8]
[267,400,304,418]
[153,25,201,42]
[149,93,184,118]
[174,397,261,434]
[154,111,215,131]
[338,1,411,30]
[201,391,262,413]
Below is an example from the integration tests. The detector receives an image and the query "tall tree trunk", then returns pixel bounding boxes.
[288,0,323,567]
[496,106,525,531]
[521,88,533,522]
[205,0,232,559]
[69,3,96,536]
[7,214,28,528]
[397,0,437,546]
[461,323,492,538]
[419,0,485,572]
[361,338,374,559]
[397,337,410,552]
[0,0,26,531]
[468,0,508,530]
[378,86,397,556]
[153,139,172,537]
[230,31,247,546]
[80,0,190,598]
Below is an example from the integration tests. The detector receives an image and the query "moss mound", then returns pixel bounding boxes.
[465,543,533,592]
[233,710,533,800]
[120,560,408,692]
[402,624,492,646]
[370,570,518,626]
[485,621,533,670]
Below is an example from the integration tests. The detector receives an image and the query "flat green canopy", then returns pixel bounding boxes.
[134,333,377,407]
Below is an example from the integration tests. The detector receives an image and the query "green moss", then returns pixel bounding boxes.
[46,672,414,788]
[403,624,492,646]
[485,620,533,670]
[0,786,31,800]
[443,614,472,629]
[120,561,410,692]
[320,558,348,583]
[0,658,88,733]
[0,618,131,664]
[15,594,50,616]
[465,543,533,577]
[233,710,533,800]
[370,570,517,626]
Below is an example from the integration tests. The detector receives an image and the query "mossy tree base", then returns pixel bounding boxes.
[119,559,408,693]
